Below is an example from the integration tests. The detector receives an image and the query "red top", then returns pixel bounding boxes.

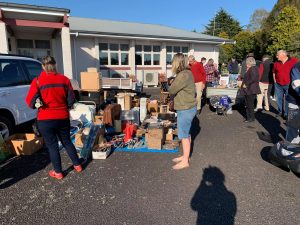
[190,61,206,83]
[273,57,298,85]
[26,71,76,120]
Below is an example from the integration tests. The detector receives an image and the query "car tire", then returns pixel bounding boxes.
[0,115,13,139]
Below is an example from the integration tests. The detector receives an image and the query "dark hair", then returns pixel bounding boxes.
[42,55,57,74]
[201,57,206,61]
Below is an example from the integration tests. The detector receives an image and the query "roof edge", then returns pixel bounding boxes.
[0,2,70,13]
[70,30,234,44]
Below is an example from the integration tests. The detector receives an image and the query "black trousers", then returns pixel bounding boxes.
[38,119,80,173]
[245,94,256,121]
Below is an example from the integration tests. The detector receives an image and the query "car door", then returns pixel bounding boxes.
[21,60,43,121]
[0,59,29,125]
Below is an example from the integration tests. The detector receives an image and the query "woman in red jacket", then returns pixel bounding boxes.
[26,56,82,180]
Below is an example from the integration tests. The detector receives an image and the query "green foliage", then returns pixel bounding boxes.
[289,32,300,58]
[233,31,255,61]
[247,9,269,32]
[218,32,234,64]
[204,8,242,38]
[266,6,300,55]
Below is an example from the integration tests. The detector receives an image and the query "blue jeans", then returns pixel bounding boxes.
[38,119,80,173]
[286,107,300,143]
[177,106,197,139]
[274,83,289,116]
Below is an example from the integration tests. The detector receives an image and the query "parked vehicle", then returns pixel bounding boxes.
[0,54,43,139]
[0,54,82,139]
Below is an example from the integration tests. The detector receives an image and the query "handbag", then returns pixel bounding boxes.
[32,77,42,137]
[168,95,175,112]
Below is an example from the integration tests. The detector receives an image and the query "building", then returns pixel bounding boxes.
[0,2,234,85]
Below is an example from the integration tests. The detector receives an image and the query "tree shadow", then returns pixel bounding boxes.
[0,149,50,189]
[191,166,237,225]
[190,116,201,157]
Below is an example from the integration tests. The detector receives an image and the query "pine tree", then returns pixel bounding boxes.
[204,8,242,38]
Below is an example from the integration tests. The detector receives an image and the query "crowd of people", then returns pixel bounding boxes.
[169,50,300,170]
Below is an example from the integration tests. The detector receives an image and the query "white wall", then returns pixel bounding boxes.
[71,36,98,83]
[192,44,220,65]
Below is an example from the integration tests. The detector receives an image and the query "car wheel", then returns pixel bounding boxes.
[0,115,13,139]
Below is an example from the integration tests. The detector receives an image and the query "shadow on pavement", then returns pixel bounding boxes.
[191,166,236,225]
[255,111,285,143]
[0,149,50,189]
[190,116,201,157]
[260,146,290,172]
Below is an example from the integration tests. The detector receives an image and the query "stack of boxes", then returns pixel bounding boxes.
[80,68,104,108]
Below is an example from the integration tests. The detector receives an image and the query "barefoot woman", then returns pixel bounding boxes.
[169,53,197,170]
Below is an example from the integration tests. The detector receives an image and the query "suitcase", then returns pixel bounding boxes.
[269,141,300,173]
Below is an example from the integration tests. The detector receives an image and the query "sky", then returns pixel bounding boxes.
[4,0,277,32]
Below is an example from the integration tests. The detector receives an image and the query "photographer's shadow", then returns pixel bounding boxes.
[191,166,237,225]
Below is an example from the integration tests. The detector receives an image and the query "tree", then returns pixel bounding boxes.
[233,31,255,61]
[267,6,300,55]
[204,8,242,38]
[289,32,300,58]
[218,32,234,65]
[247,9,269,31]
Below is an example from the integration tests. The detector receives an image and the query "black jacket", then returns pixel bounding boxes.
[260,59,274,83]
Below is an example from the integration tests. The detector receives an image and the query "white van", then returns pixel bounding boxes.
[0,55,43,139]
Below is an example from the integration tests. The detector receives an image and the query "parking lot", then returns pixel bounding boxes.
[0,88,300,225]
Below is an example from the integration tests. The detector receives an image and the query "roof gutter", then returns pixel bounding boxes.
[0,7,68,17]
[70,32,235,45]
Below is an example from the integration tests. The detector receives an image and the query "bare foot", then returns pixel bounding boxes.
[172,156,183,163]
[172,161,189,170]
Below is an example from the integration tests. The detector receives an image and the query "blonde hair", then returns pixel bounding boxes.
[172,53,189,74]
[207,58,214,65]
[42,55,57,74]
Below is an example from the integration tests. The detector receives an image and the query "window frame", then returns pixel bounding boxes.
[166,45,189,65]
[135,44,161,66]
[99,42,130,66]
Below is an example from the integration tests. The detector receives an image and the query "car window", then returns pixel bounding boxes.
[22,60,43,81]
[0,59,27,87]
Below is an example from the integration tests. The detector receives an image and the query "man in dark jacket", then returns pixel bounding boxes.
[228,57,239,86]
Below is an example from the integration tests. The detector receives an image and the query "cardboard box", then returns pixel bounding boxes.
[75,128,88,148]
[6,133,43,156]
[147,138,162,150]
[160,105,169,113]
[92,144,111,159]
[94,115,103,125]
[87,67,99,72]
[147,102,159,113]
[80,72,101,91]
[124,94,132,110]
[166,133,173,141]
[148,128,164,139]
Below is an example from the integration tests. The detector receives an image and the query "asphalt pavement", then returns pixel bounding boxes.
[0,88,299,225]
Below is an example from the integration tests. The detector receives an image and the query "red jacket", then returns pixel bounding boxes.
[273,57,298,85]
[190,61,206,83]
[26,71,76,120]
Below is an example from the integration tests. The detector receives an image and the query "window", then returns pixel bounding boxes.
[17,39,51,60]
[22,61,43,81]
[0,59,27,87]
[166,45,189,65]
[135,45,161,66]
[99,43,129,66]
